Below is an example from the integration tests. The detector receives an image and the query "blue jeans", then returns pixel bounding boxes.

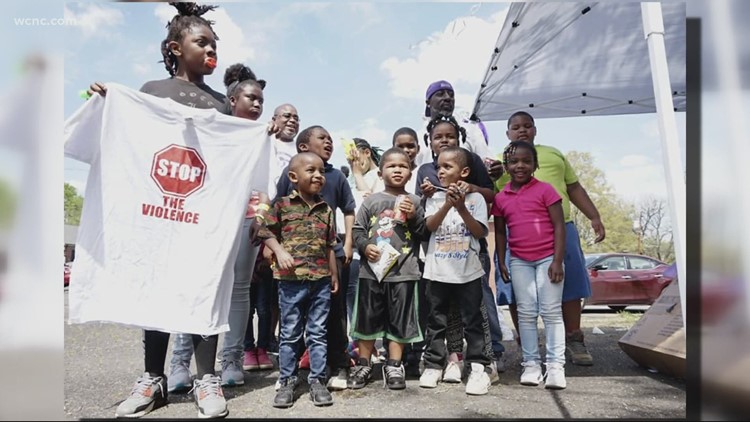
[172,218,259,365]
[278,278,331,383]
[509,255,565,365]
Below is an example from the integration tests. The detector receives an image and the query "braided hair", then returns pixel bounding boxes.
[502,141,539,171]
[160,2,220,77]
[223,63,267,98]
[424,115,467,161]
[353,138,383,167]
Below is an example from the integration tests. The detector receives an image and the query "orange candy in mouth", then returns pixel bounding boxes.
[205,57,217,69]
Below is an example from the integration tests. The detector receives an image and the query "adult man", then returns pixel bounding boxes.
[270,103,301,170]
[415,80,498,175]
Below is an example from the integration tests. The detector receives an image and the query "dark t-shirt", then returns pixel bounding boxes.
[140,77,228,112]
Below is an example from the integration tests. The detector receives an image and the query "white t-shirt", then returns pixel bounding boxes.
[423,192,487,284]
[273,138,298,172]
[63,83,279,335]
[415,114,492,167]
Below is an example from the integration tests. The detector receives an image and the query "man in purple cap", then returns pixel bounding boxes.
[415,80,501,178]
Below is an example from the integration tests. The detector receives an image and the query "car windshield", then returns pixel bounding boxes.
[584,255,602,266]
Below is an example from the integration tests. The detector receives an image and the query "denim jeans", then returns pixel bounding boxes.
[509,255,565,365]
[278,278,331,383]
[172,218,258,365]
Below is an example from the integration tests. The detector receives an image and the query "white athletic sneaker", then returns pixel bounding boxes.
[520,361,543,386]
[442,361,462,383]
[544,362,567,390]
[419,368,442,388]
[465,363,491,395]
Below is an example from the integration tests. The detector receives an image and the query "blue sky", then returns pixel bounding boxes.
[59,1,685,205]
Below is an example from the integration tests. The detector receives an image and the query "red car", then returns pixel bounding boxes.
[584,253,672,311]
[64,263,71,287]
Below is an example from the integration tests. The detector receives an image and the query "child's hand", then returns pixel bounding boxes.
[275,249,295,271]
[420,177,437,198]
[331,276,339,294]
[448,183,467,211]
[500,264,511,284]
[88,81,107,97]
[400,196,416,220]
[487,159,504,181]
[364,244,381,262]
[262,246,275,266]
[266,121,281,135]
[548,260,564,283]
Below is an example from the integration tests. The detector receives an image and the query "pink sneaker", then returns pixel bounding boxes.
[243,349,259,371]
[256,348,274,370]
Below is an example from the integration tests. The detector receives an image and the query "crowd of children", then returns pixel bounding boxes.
[80,2,606,418]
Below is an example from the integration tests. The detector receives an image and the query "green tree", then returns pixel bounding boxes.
[565,151,638,254]
[64,183,84,225]
[0,180,17,229]
[634,196,675,262]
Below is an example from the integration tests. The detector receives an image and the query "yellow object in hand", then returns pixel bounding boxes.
[341,138,356,160]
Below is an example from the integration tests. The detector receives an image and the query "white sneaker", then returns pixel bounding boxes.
[465,363,491,395]
[544,362,567,389]
[488,361,500,384]
[419,368,442,388]
[326,367,349,391]
[442,361,462,383]
[520,361,543,386]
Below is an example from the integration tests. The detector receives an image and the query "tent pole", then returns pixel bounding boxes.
[641,2,686,327]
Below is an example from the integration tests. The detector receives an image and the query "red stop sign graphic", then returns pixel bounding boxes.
[150,144,207,198]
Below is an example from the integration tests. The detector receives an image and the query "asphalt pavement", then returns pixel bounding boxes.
[64,291,685,419]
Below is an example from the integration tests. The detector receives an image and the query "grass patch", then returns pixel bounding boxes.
[617,310,641,325]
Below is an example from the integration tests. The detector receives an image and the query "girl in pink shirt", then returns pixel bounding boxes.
[491,141,568,390]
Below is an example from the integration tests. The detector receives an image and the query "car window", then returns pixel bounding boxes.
[600,256,626,270]
[628,256,657,270]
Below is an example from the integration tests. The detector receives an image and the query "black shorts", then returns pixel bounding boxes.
[350,278,422,343]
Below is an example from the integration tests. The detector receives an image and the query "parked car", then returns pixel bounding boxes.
[64,263,71,287]
[584,253,673,311]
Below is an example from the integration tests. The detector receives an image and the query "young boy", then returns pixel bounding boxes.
[348,148,426,390]
[275,125,356,390]
[419,146,492,396]
[258,152,339,408]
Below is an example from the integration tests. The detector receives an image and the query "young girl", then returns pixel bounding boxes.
[491,141,567,390]
[89,3,230,418]
[419,146,492,395]
[415,116,499,384]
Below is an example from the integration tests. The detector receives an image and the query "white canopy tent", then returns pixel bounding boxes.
[472,2,686,325]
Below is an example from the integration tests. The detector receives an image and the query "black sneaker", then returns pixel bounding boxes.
[347,358,373,389]
[309,378,333,406]
[383,360,406,390]
[272,377,297,409]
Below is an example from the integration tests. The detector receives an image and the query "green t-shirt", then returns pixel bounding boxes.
[494,144,578,222]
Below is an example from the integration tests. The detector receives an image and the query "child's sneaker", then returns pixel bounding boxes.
[419,368,442,388]
[327,367,349,391]
[520,361,543,386]
[465,363,491,395]
[309,378,334,406]
[347,358,372,390]
[272,377,297,408]
[220,357,245,387]
[243,349,259,371]
[256,348,274,370]
[115,372,168,418]
[167,361,192,393]
[442,361,462,383]
[382,359,406,390]
[192,374,228,418]
[544,362,567,390]
[488,361,500,384]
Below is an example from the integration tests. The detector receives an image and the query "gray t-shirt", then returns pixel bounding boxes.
[353,191,426,282]
[140,77,227,112]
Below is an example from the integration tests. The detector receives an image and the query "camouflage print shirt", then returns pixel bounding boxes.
[257,190,337,281]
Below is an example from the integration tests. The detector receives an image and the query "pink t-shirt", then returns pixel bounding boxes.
[490,178,562,262]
